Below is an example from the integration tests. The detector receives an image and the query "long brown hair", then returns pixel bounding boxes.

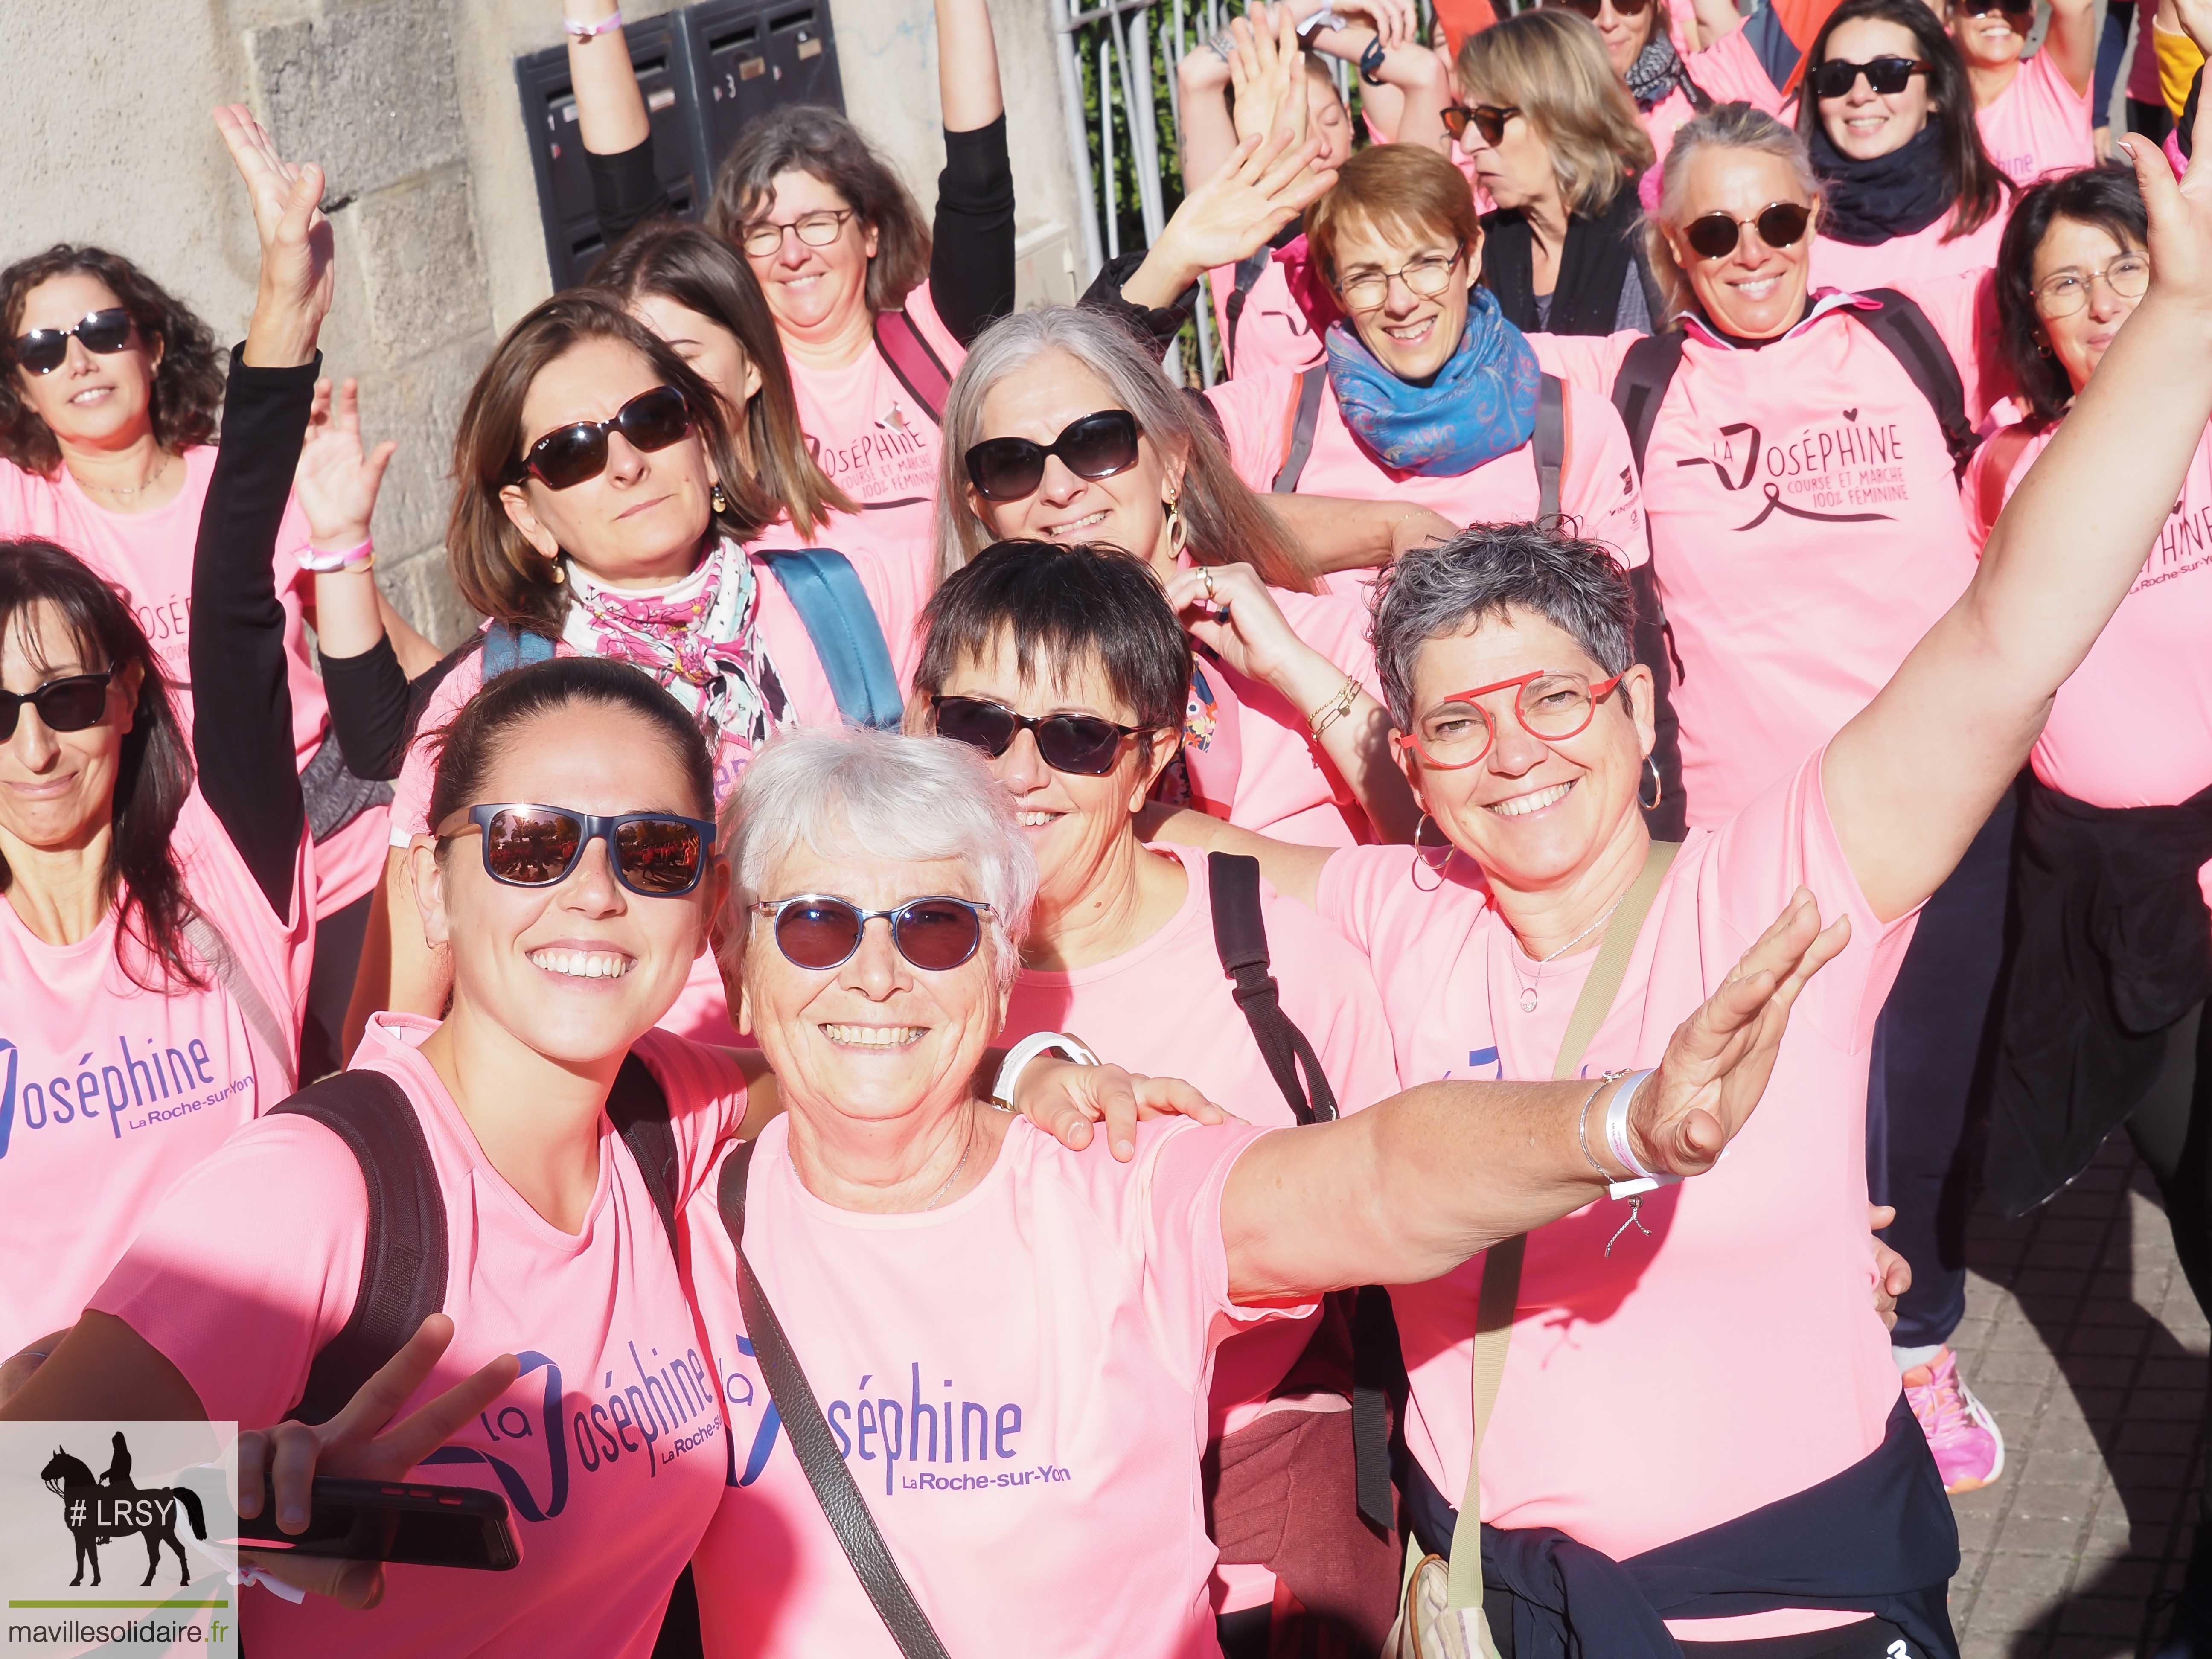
[447,294,771,639]
[1457,10,1654,216]
[591,220,856,536]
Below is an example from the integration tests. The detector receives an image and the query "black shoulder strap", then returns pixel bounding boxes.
[607,1052,681,1257]
[716,1144,952,1659]
[1207,853,1339,1127]
[1534,373,1566,525]
[275,1071,449,1426]
[1610,329,1688,477]
[1854,288,1982,477]
[1271,366,1329,495]
[1224,245,1274,366]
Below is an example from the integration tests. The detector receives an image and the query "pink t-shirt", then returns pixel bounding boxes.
[1205,259,1327,381]
[1532,295,1984,827]
[785,282,965,556]
[1976,50,2096,184]
[0,790,313,1353]
[389,548,930,1043]
[749,508,934,690]
[1203,366,1649,568]
[1810,203,2011,295]
[0,447,388,916]
[1317,748,1913,1639]
[91,1017,748,1659]
[684,1112,1301,1659]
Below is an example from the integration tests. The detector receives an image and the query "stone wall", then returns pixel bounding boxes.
[6,0,1083,648]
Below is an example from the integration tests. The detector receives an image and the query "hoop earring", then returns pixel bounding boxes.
[1413,812,1452,874]
[1640,756,1663,812]
[710,482,729,515]
[1165,495,1189,559]
[544,548,566,586]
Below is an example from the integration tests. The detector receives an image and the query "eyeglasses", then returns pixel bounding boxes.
[0,669,115,742]
[1408,669,1627,770]
[2033,252,2150,316]
[931,694,1155,777]
[739,210,857,260]
[1336,247,1466,313]
[1808,55,1932,99]
[438,803,717,896]
[12,309,137,377]
[1441,104,1521,148]
[963,410,1143,503]
[1682,201,1814,260]
[752,894,993,973]
[1547,0,1653,18]
[507,385,693,491]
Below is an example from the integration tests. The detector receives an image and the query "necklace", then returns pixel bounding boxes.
[920,1115,976,1211]
[1511,884,1633,1013]
[75,451,175,501]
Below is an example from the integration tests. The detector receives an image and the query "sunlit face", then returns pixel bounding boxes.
[1392,608,1653,890]
[1816,18,1933,161]
[2030,214,2147,396]
[931,633,1173,923]
[967,353,1185,575]
[1306,66,1355,174]
[411,703,720,1070]
[625,292,765,447]
[498,335,717,591]
[0,600,142,862]
[739,845,1007,1127]
[1331,209,1478,383]
[1660,146,1819,340]
[1457,101,1561,216]
[1947,0,2031,72]
[740,169,878,342]
[12,273,162,455]
[1577,0,1657,79]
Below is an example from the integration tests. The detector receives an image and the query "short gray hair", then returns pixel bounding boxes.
[1369,525,1637,729]
[719,727,1039,988]
[1646,102,1821,328]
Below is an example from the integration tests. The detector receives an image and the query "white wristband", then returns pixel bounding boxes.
[566,9,624,40]
[990,1031,1100,1109]
[296,536,374,574]
[1601,1069,1681,1200]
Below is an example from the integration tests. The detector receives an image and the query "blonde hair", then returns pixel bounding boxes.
[1456,10,1654,216]
[1645,102,1821,327]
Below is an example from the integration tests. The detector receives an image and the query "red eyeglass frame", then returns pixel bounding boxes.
[1405,668,1627,770]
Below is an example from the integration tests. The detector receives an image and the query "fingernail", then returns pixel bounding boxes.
[281,1505,305,1529]
[1115,1138,1134,1158]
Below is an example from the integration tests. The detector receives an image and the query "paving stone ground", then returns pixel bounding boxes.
[1947,1134,2209,1657]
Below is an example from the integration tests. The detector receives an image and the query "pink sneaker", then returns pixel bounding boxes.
[1903,1348,2005,1494]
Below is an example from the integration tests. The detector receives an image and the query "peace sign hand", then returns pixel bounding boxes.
[236,1316,520,1608]
[214,102,336,368]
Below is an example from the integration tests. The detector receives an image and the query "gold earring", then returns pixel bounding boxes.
[1640,756,1663,812]
[546,549,566,586]
[710,483,729,515]
[1412,811,1452,874]
[1165,495,1189,559]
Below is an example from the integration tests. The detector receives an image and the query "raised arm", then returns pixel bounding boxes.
[926,0,1016,345]
[1825,120,2212,922]
[560,0,674,246]
[1225,890,1845,1298]
[1308,4,1453,150]
[2043,0,2097,99]
[1115,123,1337,311]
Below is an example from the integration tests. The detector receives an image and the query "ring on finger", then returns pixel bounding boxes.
[1199,566,1217,601]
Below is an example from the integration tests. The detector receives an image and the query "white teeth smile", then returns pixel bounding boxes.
[1047,510,1111,535]
[527,949,633,980]
[1385,320,1433,342]
[1015,811,1059,827]
[1490,781,1573,818]
[70,387,112,405]
[822,1024,926,1048]
[1735,276,1781,299]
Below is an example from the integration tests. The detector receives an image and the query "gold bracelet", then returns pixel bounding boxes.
[1307,677,1362,739]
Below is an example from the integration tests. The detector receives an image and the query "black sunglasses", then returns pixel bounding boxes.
[1549,0,1653,17]
[1441,104,1520,148]
[931,694,1155,777]
[1951,0,2034,17]
[1808,55,1931,99]
[508,384,694,491]
[0,669,116,742]
[439,803,717,896]
[12,309,136,377]
[964,410,1142,504]
[753,894,993,973]
[1683,201,1814,259]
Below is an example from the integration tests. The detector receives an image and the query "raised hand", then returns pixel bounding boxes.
[237,1316,520,1607]
[214,102,335,367]
[2123,87,2212,312]
[1626,888,1849,1176]
[295,378,398,550]
[1229,4,1308,148]
[1138,122,1338,306]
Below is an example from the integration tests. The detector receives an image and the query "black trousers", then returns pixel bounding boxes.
[1871,790,2018,1350]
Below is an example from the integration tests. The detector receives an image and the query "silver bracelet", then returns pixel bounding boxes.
[1576,1073,1620,1182]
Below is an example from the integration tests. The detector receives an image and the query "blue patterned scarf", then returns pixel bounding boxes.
[1325,288,1542,477]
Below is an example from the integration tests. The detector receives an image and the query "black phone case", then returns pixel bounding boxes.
[236,1475,521,1571]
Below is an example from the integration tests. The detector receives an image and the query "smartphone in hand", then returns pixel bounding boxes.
[233,1475,521,1570]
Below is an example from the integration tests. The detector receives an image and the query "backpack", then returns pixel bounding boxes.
[480,543,903,731]
[873,309,954,428]
[1609,289,1982,480]
[1273,368,1569,527]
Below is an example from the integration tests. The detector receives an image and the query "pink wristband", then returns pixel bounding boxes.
[296,537,374,574]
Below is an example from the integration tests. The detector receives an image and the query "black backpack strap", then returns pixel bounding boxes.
[1610,329,1687,477]
[274,1071,449,1426]
[1223,246,1273,367]
[716,1144,952,1659]
[607,1051,681,1257]
[1271,366,1329,495]
[1208,853,1339,1128]
[1854,288,1982,477]
[1533,373,1566,525]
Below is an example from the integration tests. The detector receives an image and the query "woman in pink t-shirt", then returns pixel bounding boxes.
[684,722,1826,1659]
[1953,0,2095,184]
[935,303,1421,848]
[0,244,434,1077]
[911,540,1408,1648]
[1799,0,2018,289]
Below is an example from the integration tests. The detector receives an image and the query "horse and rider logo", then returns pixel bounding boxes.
[38,1430,208,1587]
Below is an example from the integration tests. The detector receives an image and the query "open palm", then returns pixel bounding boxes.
[294,378,397,547]
[214,103,336,337]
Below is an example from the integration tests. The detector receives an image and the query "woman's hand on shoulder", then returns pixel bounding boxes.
[215,103,335,369]
[1013,1059,1232,1163]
